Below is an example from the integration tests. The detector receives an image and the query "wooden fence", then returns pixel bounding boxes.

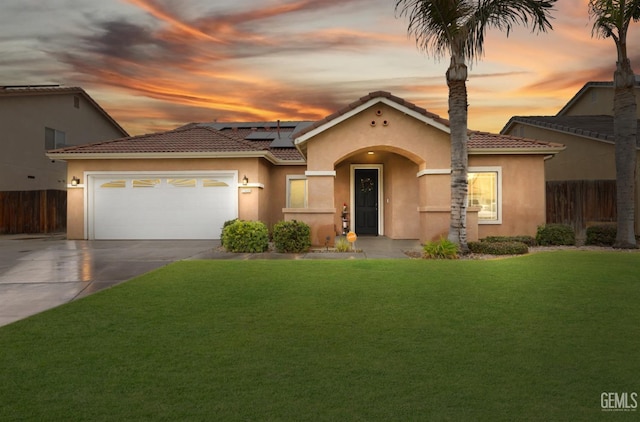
[546,180,616,235]
[0,190,67,234]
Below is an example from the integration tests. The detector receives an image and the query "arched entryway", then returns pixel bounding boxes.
[334,147,423,239]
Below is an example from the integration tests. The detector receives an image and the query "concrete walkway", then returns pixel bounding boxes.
[0,235,422,327]
[192,237,422,260]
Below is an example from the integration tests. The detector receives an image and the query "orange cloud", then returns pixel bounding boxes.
[125,0,228,43]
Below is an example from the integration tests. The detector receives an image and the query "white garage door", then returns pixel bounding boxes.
[89,173,237,240]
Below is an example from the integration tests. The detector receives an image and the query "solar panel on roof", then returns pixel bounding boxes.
[270,137,295,148]
[245,132,278,140]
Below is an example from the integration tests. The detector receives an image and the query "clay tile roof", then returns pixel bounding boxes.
[49,126,257,154]
[47,91,563,160]
[48,125,306,161]
[503,115,638,143]
[0,85,84,96]
[468,131,565,150]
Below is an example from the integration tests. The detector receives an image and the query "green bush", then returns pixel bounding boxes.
[586,224,617,246]
[334,237,351,252]
[423,237,459,259]
[469,241,528,255]
[535,224,576,246]
[273,220,311,253]
[220,218,239,245]
[482,235,537,247]
[222,220,269,253]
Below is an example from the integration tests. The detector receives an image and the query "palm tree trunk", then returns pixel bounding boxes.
[613,58,638,248]
[446,55,469,253]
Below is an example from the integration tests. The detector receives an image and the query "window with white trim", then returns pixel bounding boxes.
[286,175,307,208]
[468,167,501,223]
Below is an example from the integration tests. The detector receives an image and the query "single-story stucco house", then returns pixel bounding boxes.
[48,91,564,245]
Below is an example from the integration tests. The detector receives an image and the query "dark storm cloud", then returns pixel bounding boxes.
[83,20,161,60]
[44,0,398,132]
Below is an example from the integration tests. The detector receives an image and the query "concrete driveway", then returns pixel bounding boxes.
[0,235,216,327]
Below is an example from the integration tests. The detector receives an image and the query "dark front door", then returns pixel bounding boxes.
[355,168,378,235]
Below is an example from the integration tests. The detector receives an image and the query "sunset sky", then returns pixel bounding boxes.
[2,0,639,135]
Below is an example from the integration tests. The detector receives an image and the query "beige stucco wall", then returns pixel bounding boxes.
[305,104,447,172]
[561,86,640,117]
[1,93,125,191]
[293,102,550,244]
[267,164,306,230]
[333,151,421,240]
[297,103,451,244]
[470,155,548,238]
[545,136,616,181]
[62,101,553,243]
[504,123,616,180]
[562,87,614,116]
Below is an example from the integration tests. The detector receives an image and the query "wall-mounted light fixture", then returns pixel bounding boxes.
[71,176,80,186]
[242,175,249,185]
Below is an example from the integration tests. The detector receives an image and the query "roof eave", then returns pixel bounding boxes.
[504,119,618,145]
[469,147,566,155]
[46,150,306,165]
[294,96,450,146]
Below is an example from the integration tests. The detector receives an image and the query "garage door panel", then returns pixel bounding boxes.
[91,174,237,240]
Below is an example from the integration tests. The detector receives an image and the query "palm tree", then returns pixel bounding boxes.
[589,0,640,249]
[395,0,556,252]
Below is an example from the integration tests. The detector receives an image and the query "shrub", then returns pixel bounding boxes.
[469,241,528,255]
[482,235,537,247]
[535,224,576,246]
[222,220,269,253]
[334,237,351,252]
[423,237,459,259]
[586,224,617,246]
[273,220,311,253]
[220,218,238,245]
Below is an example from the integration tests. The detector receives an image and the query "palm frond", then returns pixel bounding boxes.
[588,0,640,43]
[469,0,556,61]
[396,0,557,63]
[395,0,462,59]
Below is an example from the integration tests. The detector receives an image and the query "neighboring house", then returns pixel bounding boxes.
[501,79,640,233]
[0,85,128,191]
[48,91,563,244]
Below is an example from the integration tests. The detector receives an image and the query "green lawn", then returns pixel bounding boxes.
[1,251,639,421]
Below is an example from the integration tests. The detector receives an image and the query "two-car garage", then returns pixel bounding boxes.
[88,172,238,240]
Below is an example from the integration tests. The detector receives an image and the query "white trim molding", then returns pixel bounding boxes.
[417,169,451,177]
[286,175,308,208]
[295,96,450,145]
[350,164,384,236]
[238,183,264,189]
[304,170,336,177]
[468,166,503,225]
